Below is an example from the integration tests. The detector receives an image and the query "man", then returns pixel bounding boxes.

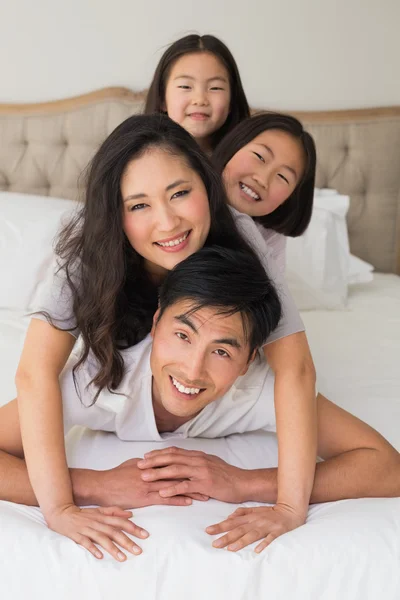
[0,246,399,559]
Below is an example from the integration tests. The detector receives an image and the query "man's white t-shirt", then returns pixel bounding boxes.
[61,335,276,441]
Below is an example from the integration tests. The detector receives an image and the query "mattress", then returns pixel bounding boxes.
[1,274,400,599]
[302,273,400,451]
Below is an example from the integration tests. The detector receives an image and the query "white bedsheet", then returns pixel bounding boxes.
[1,274,400,599]
[1,429,400,600]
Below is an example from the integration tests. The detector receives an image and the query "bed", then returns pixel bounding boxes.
[0,89,399,600]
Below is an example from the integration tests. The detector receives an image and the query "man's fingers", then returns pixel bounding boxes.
[148,479,181,492]
[141,464,195,482]
[147,491,193,507]
[186,493,209,501]
[144,447,205,459]
[138,453,201,470]
[148,480,207,500]
[158,480,196,498]
[160,492,209,503]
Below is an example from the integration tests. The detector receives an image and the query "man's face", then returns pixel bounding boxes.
[150,300,254,420]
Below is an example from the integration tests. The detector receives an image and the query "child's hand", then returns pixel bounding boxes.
[206,504,306,553]
[45,504,148,561]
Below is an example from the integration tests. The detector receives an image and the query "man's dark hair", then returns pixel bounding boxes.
[158,246,282,357]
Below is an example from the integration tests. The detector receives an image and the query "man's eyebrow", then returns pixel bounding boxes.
[175,314,197,333]
[255,143,298,179]
[213,337,241,350]
[174,315,242,349]
[123,180,190,203]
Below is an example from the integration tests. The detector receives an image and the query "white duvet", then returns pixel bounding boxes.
[1,274,400,599]
[1,429,400,600]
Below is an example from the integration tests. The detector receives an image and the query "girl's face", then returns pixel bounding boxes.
[121,148,211,281]
[164,52,231,151]
[223,129,306,217]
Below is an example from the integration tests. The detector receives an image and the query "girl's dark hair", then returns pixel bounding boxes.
[53,114,259,400]
[144,34,250,149]
[213,112,317,236]
[158,246,281,357]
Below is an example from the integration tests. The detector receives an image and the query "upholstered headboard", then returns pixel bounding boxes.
[1,87,399,274]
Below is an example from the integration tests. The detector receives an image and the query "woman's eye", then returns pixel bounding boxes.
[278,173,290,184]
[214,349,229,358]
[210,86,224,91]
[178,85,191,90]
[253,152,265,163]
[128,203,147,211]
[176,332,189,341]
[171,189,190,200]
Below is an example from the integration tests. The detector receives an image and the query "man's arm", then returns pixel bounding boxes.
[203,396,400,552]
[0,399,205,508]
[248,393,400,503]
[0,449,106,506]
[0,399,96,507]
[138,394,400,503]
[0,451,207,508]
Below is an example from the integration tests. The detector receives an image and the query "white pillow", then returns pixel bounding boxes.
[348,254,374,285]
[286,189,374,310]
[0,192,78,311]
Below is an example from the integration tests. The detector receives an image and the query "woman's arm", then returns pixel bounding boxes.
[234,211,318,519]
[15,318,76,517]
[15,319,147,561]
[263,331,317,521]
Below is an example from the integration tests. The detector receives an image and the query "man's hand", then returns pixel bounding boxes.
[137,447,251,503]
[206,504,306,553]
[96,458,208,508]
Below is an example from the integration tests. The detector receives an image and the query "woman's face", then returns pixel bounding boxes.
[121,147,211,280]
[222,129,306,217]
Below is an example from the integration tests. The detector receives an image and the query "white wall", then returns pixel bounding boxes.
[1,0,399,110]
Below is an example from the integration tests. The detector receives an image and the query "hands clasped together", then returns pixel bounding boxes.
[49,448,305,561]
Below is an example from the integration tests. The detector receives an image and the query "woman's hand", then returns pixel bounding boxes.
[206,503,306,553]
[46,503,149,561]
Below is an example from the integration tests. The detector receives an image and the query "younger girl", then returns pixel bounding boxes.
[145,34,250,153]
[213,112,317,272]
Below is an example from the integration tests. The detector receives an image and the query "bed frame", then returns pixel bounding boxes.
[1,87,399,274]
